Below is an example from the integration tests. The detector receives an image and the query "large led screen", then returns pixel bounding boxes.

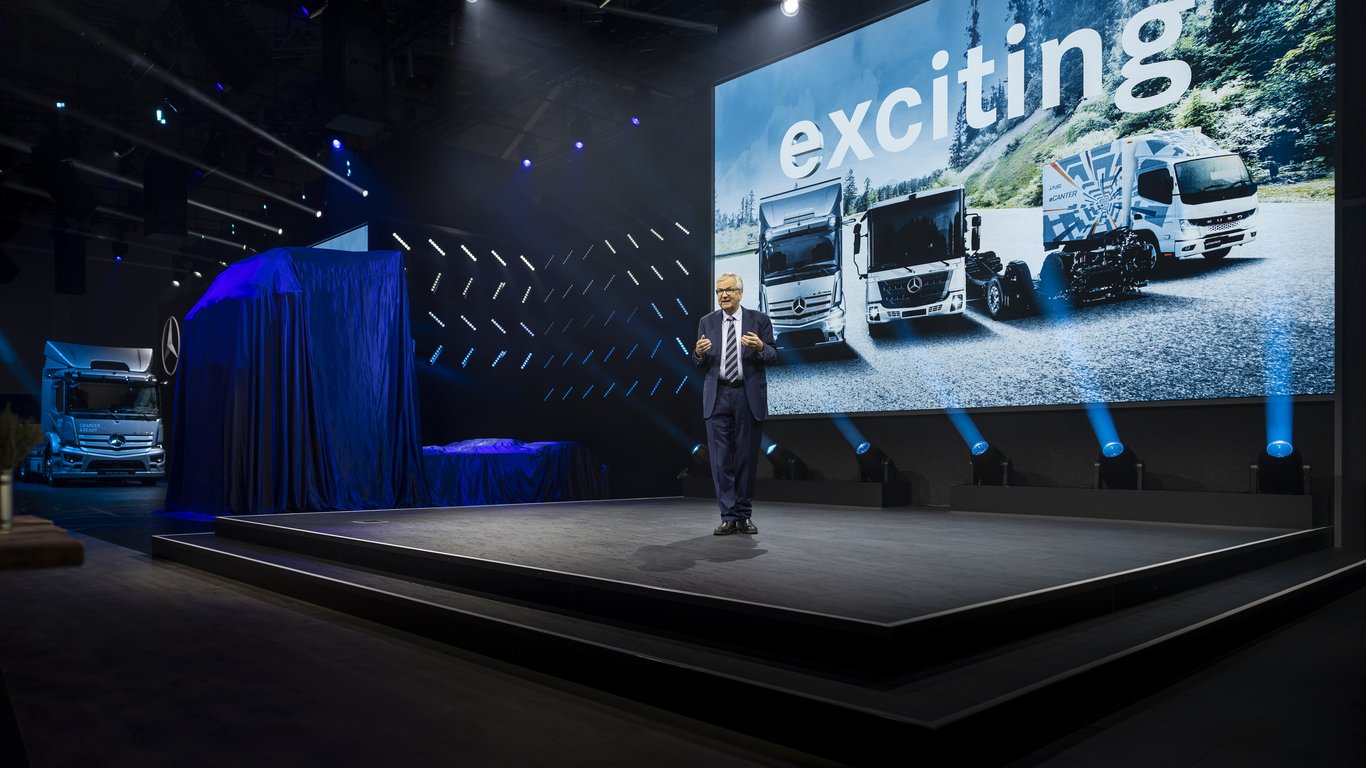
[713,0,1335,416]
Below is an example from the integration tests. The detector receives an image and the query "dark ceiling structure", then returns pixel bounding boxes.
[0,0,904,281]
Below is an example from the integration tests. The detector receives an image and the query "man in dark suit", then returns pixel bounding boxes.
[693,272,777,535]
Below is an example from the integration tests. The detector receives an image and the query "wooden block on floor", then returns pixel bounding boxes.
[0,515,85,569]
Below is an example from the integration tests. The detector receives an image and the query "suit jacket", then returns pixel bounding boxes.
[695,307,778,420]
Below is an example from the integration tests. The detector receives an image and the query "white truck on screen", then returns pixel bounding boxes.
[1044,127,1260,263]
[963,127,1260,320]
[757,179,847,348]
[21,341,167,485]
[850,186,971,330]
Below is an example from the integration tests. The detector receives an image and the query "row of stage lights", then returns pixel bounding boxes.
[688,437,1309,495]
[517,116,645,169]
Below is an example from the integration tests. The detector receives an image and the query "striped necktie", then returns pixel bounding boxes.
[724,317,739,381]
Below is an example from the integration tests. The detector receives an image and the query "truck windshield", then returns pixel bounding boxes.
[762,233,837,280]
[869,199,960,271]
[1174,155,1255,205]
[66,381,160,415]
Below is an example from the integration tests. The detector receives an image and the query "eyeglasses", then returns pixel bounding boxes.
[715,288,741,295]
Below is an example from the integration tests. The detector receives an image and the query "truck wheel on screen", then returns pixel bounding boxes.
[1038,251,1068,301]
[986,276,1010,320]
[1003,260,1035,313]
[1204,247,1230,261]
[1136,234,1160,272]
[42,449,59,487]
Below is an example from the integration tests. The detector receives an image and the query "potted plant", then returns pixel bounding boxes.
[0,405,43,534]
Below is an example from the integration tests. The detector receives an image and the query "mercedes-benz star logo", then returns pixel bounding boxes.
[161,316,181,377]
[108,434,126,448]
[791,297,806,316]
[906,276,924,294]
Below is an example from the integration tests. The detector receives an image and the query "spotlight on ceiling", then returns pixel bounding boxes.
[630,116,641,126]
[1095,441,1142,490]
[969,441,1012,486]
[1253,440,1308,495]
[781,0,800,17]
[331,138,343,151]
[855,441,896,483]
[765,443,807,481]
[521,158,532,168]
[573,140,584,151]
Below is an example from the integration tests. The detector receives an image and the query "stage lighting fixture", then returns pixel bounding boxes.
[1095,441,1142,490]
[520,140,539,168]
[686,443,711,478]
[331,138,343,151]
[630,116,641,125]
[1253,440,1308,495]
[781,0,800,17]
[969,441,1012,486]
[855,442,896,483]
[765,443,807,481]
[573,140,585,150]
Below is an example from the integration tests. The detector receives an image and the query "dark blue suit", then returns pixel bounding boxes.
[694,307,777,521]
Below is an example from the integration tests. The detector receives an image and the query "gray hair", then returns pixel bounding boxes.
[716,272,744,290]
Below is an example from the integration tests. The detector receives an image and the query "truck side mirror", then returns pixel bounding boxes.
[1137,170,1173,205]
[968,213,982,252]
[851,221,866,278]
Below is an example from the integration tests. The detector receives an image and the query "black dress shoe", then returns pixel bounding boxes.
[736,518,758,534]
[713,521,737,536]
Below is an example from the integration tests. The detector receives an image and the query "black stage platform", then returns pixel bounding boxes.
[154,497,1366,764]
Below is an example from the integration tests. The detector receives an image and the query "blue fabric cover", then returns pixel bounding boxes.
[165,247,430,515]
[423,439,608,506]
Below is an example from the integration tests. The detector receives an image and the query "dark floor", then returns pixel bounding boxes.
[3,482,1364,767]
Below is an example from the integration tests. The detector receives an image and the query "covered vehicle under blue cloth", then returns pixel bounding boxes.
[423,438,608,506]
[164,247,430,516]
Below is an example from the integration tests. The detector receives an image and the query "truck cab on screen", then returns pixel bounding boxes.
[756,179,847,348]
[1046,127,1259,262]
[23,341,167,485]
[851,186,969,329]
